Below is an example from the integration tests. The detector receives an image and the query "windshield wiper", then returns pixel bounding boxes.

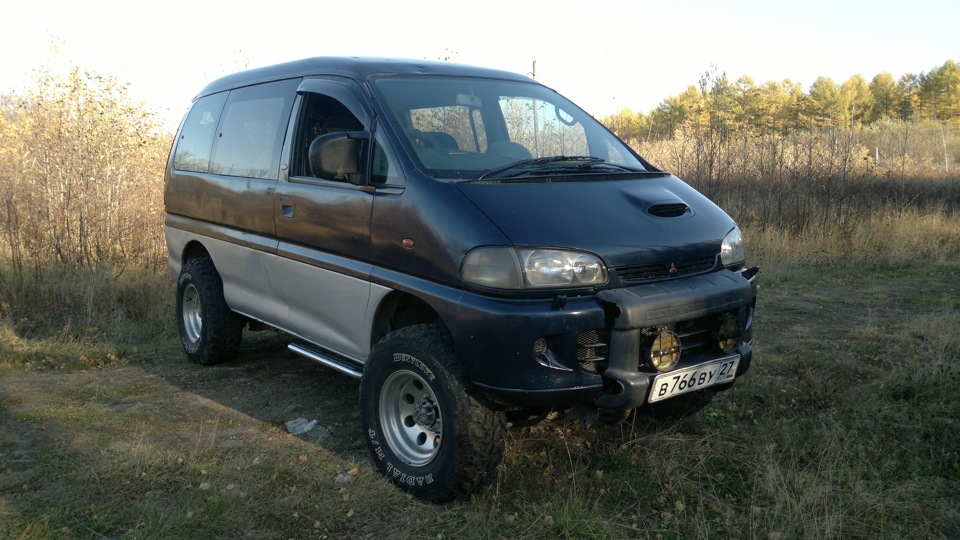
[476,156,605,181]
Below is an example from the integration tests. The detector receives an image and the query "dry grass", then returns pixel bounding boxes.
[748,206,960,264]
[1,266,173,371]
[2,181,959,538]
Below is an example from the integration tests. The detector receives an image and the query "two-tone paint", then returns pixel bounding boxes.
[164,57,758,412]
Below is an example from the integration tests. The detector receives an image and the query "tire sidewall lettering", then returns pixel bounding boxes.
[385,461,434,486]
[392,352,436,382]
[367,429,434,487]
[363,345,450,492]
[360,324,504,501]
[366,428,386,461]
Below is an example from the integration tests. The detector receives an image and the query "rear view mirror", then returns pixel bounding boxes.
[555,106,577,126]
[456,93,482,108]
[308,132,369,183]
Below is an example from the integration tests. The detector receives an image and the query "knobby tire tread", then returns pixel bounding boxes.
[179,257,243,365]
[366,323,506,502]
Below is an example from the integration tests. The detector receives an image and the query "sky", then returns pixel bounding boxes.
[2,0,957,132]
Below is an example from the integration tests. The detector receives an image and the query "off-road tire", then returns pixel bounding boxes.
[360,324,506,502]
[176,257,243,365]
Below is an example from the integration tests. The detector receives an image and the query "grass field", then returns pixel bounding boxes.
[2,211,959,539]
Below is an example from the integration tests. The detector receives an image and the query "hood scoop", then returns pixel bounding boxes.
[647,202,690,218]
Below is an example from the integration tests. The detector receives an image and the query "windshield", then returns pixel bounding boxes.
[372,76,649,180]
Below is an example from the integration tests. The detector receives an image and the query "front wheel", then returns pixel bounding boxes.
[360,324,505,502]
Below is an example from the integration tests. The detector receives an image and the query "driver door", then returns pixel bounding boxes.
[273,78,377,359]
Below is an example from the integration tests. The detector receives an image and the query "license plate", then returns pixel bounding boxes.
[648,356,739,403]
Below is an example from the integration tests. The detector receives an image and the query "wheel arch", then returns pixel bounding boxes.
[181,240,212,264]
[370,291,445,349]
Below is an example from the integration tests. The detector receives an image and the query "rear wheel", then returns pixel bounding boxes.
[175,257,243,365]
[360,324,505,502]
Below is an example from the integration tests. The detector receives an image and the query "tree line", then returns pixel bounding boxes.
[604,59,960,142]
[600,60,960,234]
[0,67,170,277]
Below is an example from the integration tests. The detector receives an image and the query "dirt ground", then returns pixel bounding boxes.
[0,332,380,536]
[1,331,366,456]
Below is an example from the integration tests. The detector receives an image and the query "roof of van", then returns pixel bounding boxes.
[195,57,534,98]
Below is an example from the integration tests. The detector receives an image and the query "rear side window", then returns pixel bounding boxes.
[208,79,299,180]
[173,92,227,173]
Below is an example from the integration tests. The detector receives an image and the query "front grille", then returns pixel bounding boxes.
[639,314,729,370]
[670,317,716,356]
[616,262,664,282]
[615,256,716,284]
[575,312,742,374]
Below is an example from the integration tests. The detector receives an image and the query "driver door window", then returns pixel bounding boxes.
[292,93,364,181]
[291,92,403,187]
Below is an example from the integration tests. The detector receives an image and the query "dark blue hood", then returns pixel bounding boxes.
[456,175,736,268]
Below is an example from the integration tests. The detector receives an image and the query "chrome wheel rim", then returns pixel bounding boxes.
[181,283,203,344]
[379,370,442,466]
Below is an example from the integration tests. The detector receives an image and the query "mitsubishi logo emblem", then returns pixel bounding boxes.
[668,262,678,277]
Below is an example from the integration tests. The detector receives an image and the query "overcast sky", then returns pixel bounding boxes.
[2,0,957,132]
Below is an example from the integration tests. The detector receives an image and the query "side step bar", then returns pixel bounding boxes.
[288,343,363,379]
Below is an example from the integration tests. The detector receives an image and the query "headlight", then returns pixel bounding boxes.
[720,227,746,268]
[519,249,607,288]
[462,247,607,290]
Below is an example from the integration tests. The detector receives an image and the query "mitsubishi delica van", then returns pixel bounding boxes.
[164,57,759,501]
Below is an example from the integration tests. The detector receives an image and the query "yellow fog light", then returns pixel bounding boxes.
[650,330,681,371]
[716,314,741,353]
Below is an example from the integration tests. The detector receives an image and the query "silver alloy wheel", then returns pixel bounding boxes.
[181,283,203,344]
[379,370,442,466]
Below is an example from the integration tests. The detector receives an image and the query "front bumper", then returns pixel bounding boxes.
[458,267,759,410]
[593,268,757,409]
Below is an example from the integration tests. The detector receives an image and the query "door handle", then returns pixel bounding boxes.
[280,195,294,219]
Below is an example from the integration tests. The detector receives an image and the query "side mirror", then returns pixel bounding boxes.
[308,132,369,184]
